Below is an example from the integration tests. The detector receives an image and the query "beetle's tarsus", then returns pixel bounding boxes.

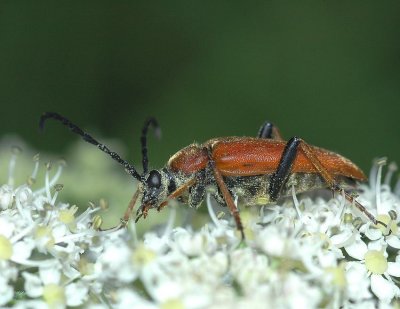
[375,219,392,236]
[135,213,143,223]
[239,229,245,241]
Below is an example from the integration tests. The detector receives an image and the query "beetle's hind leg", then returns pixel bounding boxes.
[258,121,284,140]
[271,137,387,230]
[298,140,387,229]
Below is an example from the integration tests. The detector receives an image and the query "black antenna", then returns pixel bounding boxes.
[39,112,142,181]
[140,117,161,175]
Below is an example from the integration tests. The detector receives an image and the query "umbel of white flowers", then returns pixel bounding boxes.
[0,147,400,309]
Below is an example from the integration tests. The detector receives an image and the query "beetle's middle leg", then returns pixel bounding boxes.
[268,137,301,201]
[208,153,245,239]
[258,121,284,140]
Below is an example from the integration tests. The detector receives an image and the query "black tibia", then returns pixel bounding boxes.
[141,118,160,175]
[39,112,142,180]
[258,121,274,139]
[269,136,301,201]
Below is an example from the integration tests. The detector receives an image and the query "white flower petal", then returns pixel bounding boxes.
[96,243,137,283]
[65,282,88,306]
[86,304,108,309]
[368,239,386,252]
[12,240,34,260]
[13,300,48,309]
[22,272,43,298]
[0,185,14,210]
[387,262,400,277]
[152,280,183,303]
[257,226,286,257]
[15,185,33,206]
[386,234,400,249]
[174,228,217,256]
[330,229,354,247]
[114,289,157,309]
[52,223,69,239]
[39,262,61,285]
[0,217,14,238]
[345,262,372,301]
[364,226,382,240]
[143,232,169,253]
[0,277,13,306]
[370,274,395,302]
[344,238,368,260]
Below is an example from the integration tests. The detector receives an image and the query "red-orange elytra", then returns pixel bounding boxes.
[39,113,384,239]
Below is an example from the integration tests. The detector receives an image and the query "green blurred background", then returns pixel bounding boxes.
[1,2,400,223]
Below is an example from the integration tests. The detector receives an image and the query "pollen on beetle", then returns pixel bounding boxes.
[256,196,269,205]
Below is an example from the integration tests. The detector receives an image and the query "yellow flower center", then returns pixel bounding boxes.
[78,257,95,276]
[325,265,346,288]
[59,209,75,224]
[35,226,55,249]
[364,250,388,275]
[235,210,254,240]
[0,235,13,260]
[161,299,185,309]
[131,245,156,266]
[43,284,65,307]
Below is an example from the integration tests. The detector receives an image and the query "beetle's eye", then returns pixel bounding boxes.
[146,170,162,189]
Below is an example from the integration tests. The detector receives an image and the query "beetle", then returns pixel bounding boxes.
[39,112,383,238]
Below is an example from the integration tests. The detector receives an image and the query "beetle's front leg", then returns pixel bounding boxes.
[156,178,196,212]
[120,189,141,226]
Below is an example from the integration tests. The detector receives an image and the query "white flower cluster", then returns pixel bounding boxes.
[0,149,111,308]
[1,149,400,309]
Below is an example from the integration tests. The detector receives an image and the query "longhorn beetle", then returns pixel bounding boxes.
[39,112,385,239]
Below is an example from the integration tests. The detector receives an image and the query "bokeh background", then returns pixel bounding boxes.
[1,2,400,225]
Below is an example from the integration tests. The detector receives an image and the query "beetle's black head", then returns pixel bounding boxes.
[135,168,177,221]
[141,170,165,205]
